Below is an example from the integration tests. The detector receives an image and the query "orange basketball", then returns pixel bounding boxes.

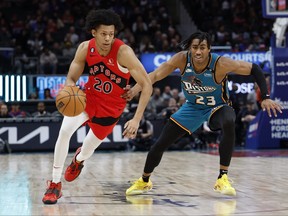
[55,86,86,117]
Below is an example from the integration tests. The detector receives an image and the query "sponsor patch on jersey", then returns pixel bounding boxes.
[108,58,114,66]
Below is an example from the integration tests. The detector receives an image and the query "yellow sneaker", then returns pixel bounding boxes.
[214,174,236,196]
[126,177,153,196]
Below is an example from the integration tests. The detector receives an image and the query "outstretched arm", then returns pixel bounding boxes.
[217,57,283,117]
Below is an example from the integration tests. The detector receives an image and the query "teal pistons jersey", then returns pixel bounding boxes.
[181,52,230,109]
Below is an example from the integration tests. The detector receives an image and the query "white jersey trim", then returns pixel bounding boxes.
[117,61,129,74]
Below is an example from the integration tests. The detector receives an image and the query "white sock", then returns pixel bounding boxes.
[52,166,62,183]
[76,129,103,162]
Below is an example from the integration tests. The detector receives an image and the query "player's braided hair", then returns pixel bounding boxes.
[177,31,212,50]
[85,9,124,34]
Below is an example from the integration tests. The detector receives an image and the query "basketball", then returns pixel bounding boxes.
[55,86,86,117]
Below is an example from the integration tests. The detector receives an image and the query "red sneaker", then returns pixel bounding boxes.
[42,180,62,204]
[64,147,84,182]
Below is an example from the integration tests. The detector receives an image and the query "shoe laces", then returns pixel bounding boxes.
[45,181,59,194]
[70,161,83,172]
[129,178,146,185]
[220,175,234,186]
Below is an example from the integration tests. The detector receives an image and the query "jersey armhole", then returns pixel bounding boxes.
[212,55,226,84]
[117,61,129,73]
[181,51,190,76]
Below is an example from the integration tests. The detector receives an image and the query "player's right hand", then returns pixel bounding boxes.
[122,118,139,139]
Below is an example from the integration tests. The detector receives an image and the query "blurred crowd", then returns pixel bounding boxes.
[184,0,274,52]
[0,0,274,74]
[0,0,182,74]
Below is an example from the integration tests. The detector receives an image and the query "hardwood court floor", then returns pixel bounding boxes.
[1,149,288,216]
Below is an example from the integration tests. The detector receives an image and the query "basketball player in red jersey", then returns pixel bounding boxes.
[42,9,152,204]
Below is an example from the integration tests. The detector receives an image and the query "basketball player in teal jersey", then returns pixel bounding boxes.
[125,31,283,196]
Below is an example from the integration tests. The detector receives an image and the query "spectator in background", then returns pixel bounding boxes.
[62,42,76,61]
[65,26,79,46]
[43,31,56,47]
[235,100,259,146]
[171,88,180,103]
[128,92,140,114]
[28,92,38,100]
[153,30,164,51]
[132,15,148,44]
[148,19,160,36]
[177,95,186,107]
[61,42,77,70]
[159,97,178,120]
[62,9,74,25]
[162,85,172,100]
[32,102,51,118]
[0,100,4,108]
[52,42,64,56]
[229,83,241,116]
[27,32,43,56]
[44,88,54,100]
[40,47,58,74]
[139,36,155,53]
[9,102,27,118]
[118,27,136,48]
[146,87,164,115]
[13,46,31,74]
[0,104,12,118]
[0,26,12,47]
[28,88,39,100]
[247,82,259,111]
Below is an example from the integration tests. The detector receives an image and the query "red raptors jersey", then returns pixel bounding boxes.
[84,38,130,120]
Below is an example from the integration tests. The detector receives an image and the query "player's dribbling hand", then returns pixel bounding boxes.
[261,99,283,117]
[123,118,140,139]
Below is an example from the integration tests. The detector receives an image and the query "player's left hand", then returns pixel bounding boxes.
[121,85,131,101]
[121,85,138,101]
[123,118,140,139]
[261,99,283,117]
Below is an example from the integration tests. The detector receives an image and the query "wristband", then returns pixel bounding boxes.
[261,93,270,100]
[251,63,269,101]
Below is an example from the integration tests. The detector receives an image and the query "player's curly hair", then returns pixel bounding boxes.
[177,31,212,50]
[85,9,124,33]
